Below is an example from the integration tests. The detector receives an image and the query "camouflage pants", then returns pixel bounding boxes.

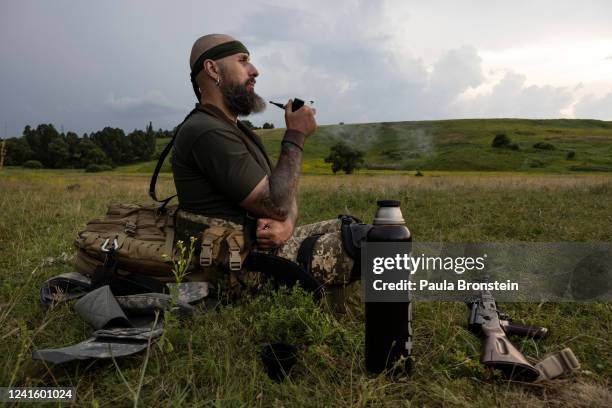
[275,219,354,285]
[175,212,358,303]
[275,219,362,311]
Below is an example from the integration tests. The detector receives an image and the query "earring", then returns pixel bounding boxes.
[215,77,220,87]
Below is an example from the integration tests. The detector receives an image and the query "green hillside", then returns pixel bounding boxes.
[120,118,612,174]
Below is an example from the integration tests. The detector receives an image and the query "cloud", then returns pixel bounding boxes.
[428,46,484,99]
[574,92,612,119]
[104,90,182,119]
[238,2,579,123]
[2,0,612,135]
[235,1,430,124]
[420,46,485,118]
[456,71,573,118]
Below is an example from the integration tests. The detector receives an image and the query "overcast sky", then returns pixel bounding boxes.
[1,0,611,136]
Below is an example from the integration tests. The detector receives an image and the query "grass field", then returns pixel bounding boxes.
[119,118,612,175]
[0,169,610,407]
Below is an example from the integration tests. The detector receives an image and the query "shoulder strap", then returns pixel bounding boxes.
[149,108,198,206]
[237,121,273,172]
[297,233,324,275]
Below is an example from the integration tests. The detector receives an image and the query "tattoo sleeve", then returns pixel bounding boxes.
[256,140,303,220]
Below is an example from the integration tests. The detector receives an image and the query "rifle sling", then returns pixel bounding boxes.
[535,348,580,382]
[148,108,198,206]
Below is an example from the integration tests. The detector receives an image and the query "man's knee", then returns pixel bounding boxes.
[310,231,354,285]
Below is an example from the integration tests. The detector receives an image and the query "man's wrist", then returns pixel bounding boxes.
[282,129,306,150]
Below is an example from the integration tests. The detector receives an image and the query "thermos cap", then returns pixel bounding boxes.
[377,200,400,207]
[373,199,405,225]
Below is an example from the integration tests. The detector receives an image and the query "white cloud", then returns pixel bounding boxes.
[480,38,612,88]
[574,92,612,120]
[456,71,573,118]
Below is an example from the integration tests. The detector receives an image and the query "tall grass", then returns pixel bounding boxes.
[0,170,610,406]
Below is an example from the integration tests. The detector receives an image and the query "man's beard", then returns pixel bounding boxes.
[220,78,266,117]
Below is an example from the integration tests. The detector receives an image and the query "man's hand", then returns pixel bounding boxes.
[256,217,295,250]
[285,99,317,137]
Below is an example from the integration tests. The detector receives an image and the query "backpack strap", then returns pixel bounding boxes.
[91,244,167,295]
[149,108,198,207]
[297,233,324,275]
[245,252,323,298]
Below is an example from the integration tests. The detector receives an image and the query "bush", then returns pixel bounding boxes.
[491,133,511,148]
[509,143,520,151]
[23,160,43,169]
[533,142,556,150]
[85,164,112,173]
[566,151,576,160]
[5,137,32,165]
[241,120,259,130]
[324,142,365,174]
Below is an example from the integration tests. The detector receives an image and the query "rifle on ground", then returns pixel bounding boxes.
[467,289,549,381]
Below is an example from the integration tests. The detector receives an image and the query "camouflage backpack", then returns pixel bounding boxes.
[73,203,178,282]
[72,109,253,290]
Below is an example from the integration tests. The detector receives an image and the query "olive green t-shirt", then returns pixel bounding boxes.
[171,104,272,221]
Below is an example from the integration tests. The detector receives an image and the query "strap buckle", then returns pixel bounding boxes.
[101,238,119,253]
[224,231,244,271]
[125,221,137,235]
[200,228,223,267]
[200,243,213,266]
[229,250,242,271]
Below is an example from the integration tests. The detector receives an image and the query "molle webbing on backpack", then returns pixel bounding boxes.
[200,226,227,267]
[225,231,245,271]
[74,203,177,279]
[172,210,252,286]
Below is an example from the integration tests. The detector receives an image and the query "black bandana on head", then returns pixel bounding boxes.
[190,40,250,101]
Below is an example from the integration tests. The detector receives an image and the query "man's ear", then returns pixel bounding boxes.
[204,60,219,81]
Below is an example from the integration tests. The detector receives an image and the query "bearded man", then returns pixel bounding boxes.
[169,34,357,299]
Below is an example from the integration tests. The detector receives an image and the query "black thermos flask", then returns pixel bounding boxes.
[365,200,413,374]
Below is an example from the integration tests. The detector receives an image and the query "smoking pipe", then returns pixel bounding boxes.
[269,98,313,112]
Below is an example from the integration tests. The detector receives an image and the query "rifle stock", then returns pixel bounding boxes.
[467,288,547,382]
[481,326,541,382]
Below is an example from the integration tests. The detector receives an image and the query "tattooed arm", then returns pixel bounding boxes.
[240,100,316,221]
[254,198,298,249]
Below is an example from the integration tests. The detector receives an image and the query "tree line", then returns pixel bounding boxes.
[2,122,170,169]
